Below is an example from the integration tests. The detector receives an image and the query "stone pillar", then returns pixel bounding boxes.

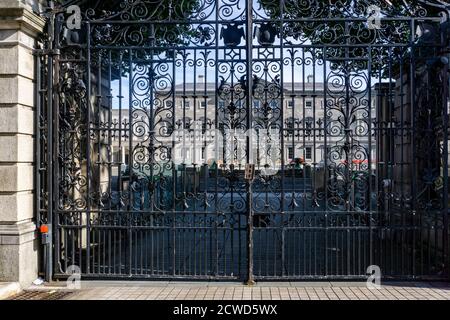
[0,0,45,285]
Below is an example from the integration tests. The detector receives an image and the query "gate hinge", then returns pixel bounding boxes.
[33,48,61,56]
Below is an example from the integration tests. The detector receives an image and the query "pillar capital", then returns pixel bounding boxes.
[0,0,46,38]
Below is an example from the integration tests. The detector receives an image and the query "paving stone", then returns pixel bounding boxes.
[12,281,449,301]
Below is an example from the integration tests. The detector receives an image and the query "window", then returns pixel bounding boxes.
[287,101,294,109]
[288,147,294,160]
[305,100,313,108]
[184,101,190,109]
[201,147,206,160]
[305,147,312,160]
[113,150,121,163]
[286,118,295,130]
[199,101,207,109]
[219,101,225,109]
[270,101,278,108]
[181,147,191,160]
[253,101,260,108]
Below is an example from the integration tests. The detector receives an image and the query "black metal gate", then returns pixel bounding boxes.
[36,0,450,281]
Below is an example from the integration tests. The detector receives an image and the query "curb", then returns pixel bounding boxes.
[0,282,21,300]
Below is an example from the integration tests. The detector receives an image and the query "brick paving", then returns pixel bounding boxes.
[19,281,450,300]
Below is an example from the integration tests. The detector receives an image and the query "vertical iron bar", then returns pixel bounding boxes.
[214,1,220,277]
[172,47,176,276]
[399,48,405,276]
[107,50,113,274]
[388,46,394,276]
[86,22,92,275]
[53,14,61,278]
[368,47,373,271]
[323,45,328,277]
[45,11,55,282]
[279,0,286,278]
[410,19,417,277]
[128,49,133,275]
[245,0,255,285]
[117,51,123,274]
[96,52,103,275]
[442,18,450,280]
[34,48,42,276]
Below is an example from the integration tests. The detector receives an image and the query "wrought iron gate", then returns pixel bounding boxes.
[36,0,450,281]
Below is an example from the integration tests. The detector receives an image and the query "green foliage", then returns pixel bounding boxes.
[51,1,445,77]
[257,0,445,77]
[54,0,201,47]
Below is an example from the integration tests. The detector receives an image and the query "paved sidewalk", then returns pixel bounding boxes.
[21,281,450,300]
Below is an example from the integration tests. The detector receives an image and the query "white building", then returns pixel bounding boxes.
[109,79,377,173]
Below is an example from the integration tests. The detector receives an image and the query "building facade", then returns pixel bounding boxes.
[110,78,376,173]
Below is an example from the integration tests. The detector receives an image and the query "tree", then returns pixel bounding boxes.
[54,0,203,47]
[258,0,446,43]
[51,0,449,77]
[257,0,448,77]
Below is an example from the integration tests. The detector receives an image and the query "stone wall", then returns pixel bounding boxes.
[0,0,45,285]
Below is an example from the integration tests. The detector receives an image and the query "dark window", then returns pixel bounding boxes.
[113,150,121,163]
[306,100,313,108]
[305,147,312,160]
[288,147,294,159]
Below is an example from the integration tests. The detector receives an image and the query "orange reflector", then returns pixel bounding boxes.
[40,225,49,234]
